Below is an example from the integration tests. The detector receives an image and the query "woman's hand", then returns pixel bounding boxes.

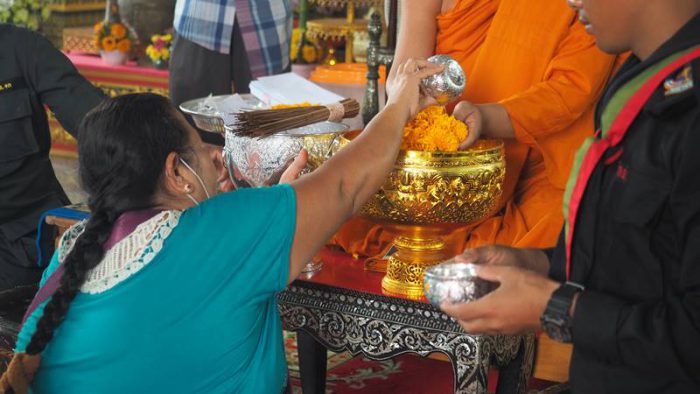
[452,100,483,149]
[213,148,236,192]
[280,149,309,184]
[457,245,551,276]
[441,264,559,335]
[386,58,443,119]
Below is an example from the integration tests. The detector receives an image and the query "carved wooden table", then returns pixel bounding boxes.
[277,249,535,393]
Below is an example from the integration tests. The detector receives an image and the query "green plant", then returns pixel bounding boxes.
[0,0,51,31]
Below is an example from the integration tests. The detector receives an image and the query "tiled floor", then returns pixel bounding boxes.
[50,155,86,204]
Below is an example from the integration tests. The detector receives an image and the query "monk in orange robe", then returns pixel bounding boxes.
[331,0,620,257]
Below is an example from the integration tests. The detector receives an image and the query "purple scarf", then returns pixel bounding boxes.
[21,209,162,325]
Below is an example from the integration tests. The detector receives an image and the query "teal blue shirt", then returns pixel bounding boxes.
[15,185,296,393]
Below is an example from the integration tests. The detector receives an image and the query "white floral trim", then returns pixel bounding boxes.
[57,211,181,294]
[57,219,87,263]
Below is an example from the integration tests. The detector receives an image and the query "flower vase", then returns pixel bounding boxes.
[154,59,169,70]
[100,50,128,66]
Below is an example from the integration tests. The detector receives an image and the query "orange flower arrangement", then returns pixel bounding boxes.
[94,21,132,53]
[401,106,469,151]
[110,23,127,39]
[101,36,117,51]
[116,39,131,53]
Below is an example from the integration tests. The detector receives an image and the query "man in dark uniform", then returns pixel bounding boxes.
[440,1,700,393]
[0,24,104,290]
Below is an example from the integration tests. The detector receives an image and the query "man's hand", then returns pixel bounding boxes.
[456,245,551,276]
[441,265,559,335]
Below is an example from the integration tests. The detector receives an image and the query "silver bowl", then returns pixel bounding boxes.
[223,121,350,188]
[180,94,265,134]
[423,261,497,306]
[421,55,466,105]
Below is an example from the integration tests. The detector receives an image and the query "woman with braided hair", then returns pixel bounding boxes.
[0,58,443,394]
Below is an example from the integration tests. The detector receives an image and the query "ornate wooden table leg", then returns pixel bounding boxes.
[297,330,328,394]
[495,334,536,394]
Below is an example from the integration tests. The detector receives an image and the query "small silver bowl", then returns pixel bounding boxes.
[423,261,497,306]
[420,55,466,105]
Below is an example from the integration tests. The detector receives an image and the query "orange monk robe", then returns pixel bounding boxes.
[331,0,619,257]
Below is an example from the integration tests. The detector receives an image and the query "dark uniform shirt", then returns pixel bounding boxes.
[549,13,700,394]
[0,24,104,287]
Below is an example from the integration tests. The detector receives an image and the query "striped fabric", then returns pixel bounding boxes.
[174,0,292,77]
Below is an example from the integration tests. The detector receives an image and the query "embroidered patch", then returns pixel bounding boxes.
[0,77,27,94]
[664,65,694,96]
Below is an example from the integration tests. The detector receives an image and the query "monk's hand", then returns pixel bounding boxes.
[441,265,559,335]
[387,58,443,118]
[457,245,551,276]
[453,100,483,149]
[280,149,309,184]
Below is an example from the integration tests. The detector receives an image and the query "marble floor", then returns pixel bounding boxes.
[51,155,87,204]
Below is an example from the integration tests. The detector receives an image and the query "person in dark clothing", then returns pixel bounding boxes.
[0,24,105,290]
[441,1,700,393]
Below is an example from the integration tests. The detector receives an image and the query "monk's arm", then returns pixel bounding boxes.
[386,0,442,91]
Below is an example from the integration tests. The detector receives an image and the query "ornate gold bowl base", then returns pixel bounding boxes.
[381,227,454,300]
[359,140,506,299]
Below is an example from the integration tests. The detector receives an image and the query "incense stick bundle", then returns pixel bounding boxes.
[233,98,359,138]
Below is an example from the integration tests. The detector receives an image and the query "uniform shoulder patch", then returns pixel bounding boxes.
[664,64,694,96]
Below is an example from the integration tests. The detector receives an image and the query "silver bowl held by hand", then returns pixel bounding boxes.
[223,121,350,188]
[423,261,498,306]
[420,55,466,105]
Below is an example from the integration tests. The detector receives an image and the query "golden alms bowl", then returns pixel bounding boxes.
[359,139,505,226]
[340,138,506,299]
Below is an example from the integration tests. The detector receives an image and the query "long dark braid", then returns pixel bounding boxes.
[24,93,194,357]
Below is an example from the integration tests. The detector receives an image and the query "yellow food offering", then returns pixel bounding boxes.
[401,106,468,152]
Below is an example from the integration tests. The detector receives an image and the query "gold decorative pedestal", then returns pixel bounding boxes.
[360,140,507,299]
[381,230,450,299]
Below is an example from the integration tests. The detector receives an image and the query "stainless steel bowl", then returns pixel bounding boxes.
[223,121,350,188]
[179,94,265,134]
[423,261,497,306]
[420,55,466,105]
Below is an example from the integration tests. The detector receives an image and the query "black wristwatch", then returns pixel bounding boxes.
[540,282,584,343]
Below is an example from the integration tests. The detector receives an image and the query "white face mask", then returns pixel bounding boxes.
[179,157,211,205]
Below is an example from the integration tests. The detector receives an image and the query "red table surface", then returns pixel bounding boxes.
[65,53,169,89]
[304,248,429,304]
[66,53,169,77]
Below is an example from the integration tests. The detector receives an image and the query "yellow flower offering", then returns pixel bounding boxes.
[401,106,468,152]
[271,102,316,109]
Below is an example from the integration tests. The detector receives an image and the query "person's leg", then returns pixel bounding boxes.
[230,17,253,93]
[169,33,233,146]
[0,231,46,291]
[169,33,234,108]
